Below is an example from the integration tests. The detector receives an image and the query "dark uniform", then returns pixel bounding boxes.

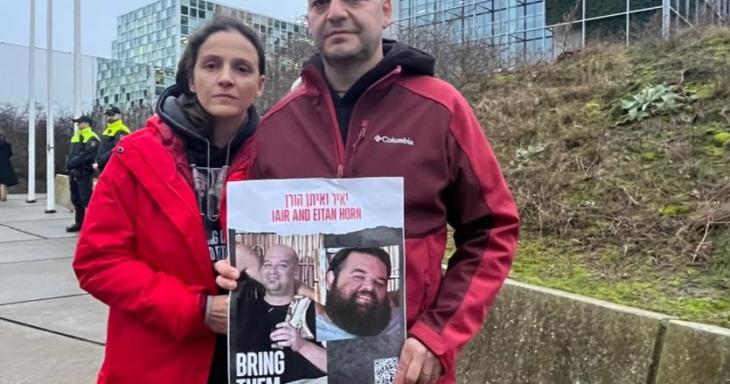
[96,106,130,173]
[66,115,99,232]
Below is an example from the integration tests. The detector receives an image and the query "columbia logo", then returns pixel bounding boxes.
[373,135,414,146]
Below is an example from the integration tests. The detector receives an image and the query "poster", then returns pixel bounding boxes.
[227,178,406,384]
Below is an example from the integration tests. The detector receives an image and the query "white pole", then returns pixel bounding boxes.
[663,0,671,40]
[541,0,547,60]
[27,0,37,203]
[695,0,699,24]
[45,0,55,213]
[73,0,81,133]
[626,0,631,45]
[581,0,586,48]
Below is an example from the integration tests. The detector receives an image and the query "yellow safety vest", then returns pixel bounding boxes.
[71,127,100,143]
[102,120,131,137]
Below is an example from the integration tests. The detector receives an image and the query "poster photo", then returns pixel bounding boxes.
[227,178,406,384]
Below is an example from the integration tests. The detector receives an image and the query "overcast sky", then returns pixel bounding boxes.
[0,0,308,57]
[0,1,309,108]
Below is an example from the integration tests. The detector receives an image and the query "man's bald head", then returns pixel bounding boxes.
[264,244,299,265]
[260,244,299,297]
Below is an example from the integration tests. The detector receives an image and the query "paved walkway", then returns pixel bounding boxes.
[0,194,105,383]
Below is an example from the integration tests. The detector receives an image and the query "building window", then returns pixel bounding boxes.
[181,5,188,15]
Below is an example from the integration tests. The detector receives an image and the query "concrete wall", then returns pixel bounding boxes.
[457,280,730,384]
[655,321,730,384]
[54,174,73,211]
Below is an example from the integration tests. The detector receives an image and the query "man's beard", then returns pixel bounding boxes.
[325,285,391,337]
[322,47,370,68]
[318,34,377,68]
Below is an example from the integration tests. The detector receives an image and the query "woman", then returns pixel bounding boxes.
[73,17,266,383]
[0,132,18,201]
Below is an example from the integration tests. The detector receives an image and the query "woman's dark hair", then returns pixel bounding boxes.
[175,16,266,135]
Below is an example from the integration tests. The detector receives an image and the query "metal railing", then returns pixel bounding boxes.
[390,0,729,66]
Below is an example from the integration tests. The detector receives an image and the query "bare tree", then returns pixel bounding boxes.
[258,24,316,112]
[0,102,75,193]
[395,18,499,93]
[120,100,155,130]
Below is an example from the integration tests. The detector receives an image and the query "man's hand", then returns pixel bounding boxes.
[205,295,229,334]
[270,322,305,352]
[214,259,240,291]
[395,337,443,384]
[271,322,328,372]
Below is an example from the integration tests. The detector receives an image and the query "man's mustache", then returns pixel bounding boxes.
[323,27,359,38]
[353,290,377,302]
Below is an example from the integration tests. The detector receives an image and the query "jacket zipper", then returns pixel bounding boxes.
[340,120,370,177]
[317,79,347,178]
[301,67,347,177]
[307,66,402,178]
[351,120,369,153]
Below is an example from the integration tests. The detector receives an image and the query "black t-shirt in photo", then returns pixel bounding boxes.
[231,280,325,384]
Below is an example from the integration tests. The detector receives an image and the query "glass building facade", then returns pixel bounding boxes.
[392,0,550,64]
[96,0,304,109]
[393,0,730,65]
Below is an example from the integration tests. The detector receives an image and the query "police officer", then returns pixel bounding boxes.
[94,106,130,174]
[66,115,100,232]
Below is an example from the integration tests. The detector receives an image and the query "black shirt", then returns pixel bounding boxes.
[231,281,325,384]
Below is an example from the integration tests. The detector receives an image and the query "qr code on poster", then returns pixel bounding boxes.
[374,357,398,384]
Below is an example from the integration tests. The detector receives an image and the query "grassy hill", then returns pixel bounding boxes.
[465,27,730,327]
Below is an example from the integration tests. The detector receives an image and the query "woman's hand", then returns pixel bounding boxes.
[205,295,229,334]
[214,260,240,290]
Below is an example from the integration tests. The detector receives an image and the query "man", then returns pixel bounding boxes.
[0,132,18,202]
[317,247,402,341]
[66,115,99,232]
[232,244,326,383]
[218,1,520,383]
[94,105,130,173]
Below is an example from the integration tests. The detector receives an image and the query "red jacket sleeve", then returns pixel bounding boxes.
[408,91,520,376]
[72,155,211,341]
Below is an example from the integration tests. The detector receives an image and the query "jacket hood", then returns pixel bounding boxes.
[302,40,435,107]
[379,39,435,77]
[156,84,208,145]
[304,39,436,78]
[155,84,258,164]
